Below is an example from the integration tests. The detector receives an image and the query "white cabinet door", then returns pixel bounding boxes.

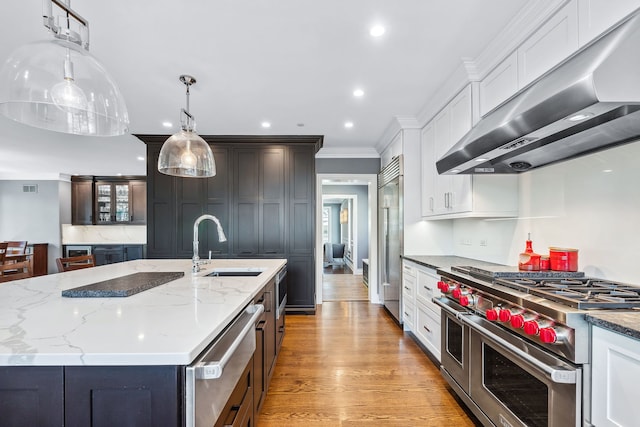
[420,123,436,217]
[444,86,473,215]
[402,261,417,332]
[518,0,579,87]
[479,51,519,117]
[591,326,640,426]
[416,267,441,314]
[433,108,452,215]
[578,0,640,46]
[415,303,441,361]
[380,132,403,169]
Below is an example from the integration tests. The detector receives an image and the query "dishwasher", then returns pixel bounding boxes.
[185,303,264,427]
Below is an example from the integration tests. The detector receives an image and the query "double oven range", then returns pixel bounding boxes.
[434,265,640,427]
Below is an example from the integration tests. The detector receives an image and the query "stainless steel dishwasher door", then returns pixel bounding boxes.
[185,303,264,427]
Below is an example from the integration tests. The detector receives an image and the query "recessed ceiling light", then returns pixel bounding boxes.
[603,169,613,173]
[117,173,122,176]
[162,121,172,128]
[345,121,354,129]
[353,88,364,97]
[137,156,145,161]
[370,25,385,37]
[475,158,488,162]
[261,121,271,128]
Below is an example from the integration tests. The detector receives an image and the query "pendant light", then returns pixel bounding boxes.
[0,0,129,136]
[157,75,216,178]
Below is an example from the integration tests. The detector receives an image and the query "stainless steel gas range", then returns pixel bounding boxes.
[433,265,640,427]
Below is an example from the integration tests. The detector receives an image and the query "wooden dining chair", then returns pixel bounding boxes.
[0,242,7,264]
[0,254,33,282]
[56,254,96,272]
[6,241,27,255]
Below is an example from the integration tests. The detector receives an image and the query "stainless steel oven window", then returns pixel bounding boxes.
[446,316,464,365]
[483,344,549,427]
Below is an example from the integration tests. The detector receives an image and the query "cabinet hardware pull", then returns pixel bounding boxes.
[423,325,431,333]
[423,286,432,293]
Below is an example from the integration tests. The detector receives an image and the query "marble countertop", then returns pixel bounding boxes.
[0,258,285,367]
[586,312,640,340]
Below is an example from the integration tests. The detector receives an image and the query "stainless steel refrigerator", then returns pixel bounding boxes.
[378,156,403,325]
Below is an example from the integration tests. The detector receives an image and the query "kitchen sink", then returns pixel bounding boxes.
[205,268,266,277]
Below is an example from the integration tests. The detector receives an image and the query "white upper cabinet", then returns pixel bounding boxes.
[518,0,579,88]
[380,132,403,169]
[479,51,518,117]
[578,0,640,46]
[420,123,436,217]
[421,84,518,219]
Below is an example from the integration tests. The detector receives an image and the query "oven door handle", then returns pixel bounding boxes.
[461,316,577,385]
[433,297,470,320]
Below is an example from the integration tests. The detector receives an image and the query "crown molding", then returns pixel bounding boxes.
[0,173,71,181]
[315,146,380,159]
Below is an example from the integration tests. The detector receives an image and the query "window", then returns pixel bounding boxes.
[322,207,331,243]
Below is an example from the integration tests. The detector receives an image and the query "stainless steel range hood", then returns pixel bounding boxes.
[436,9,640,175]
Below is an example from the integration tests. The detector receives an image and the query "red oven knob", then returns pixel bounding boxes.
[452,288,462,299]
[437,281,451,292]
[486,309,499,321]
[510,314,526,329]
[539,327,558,343]
[524,320,540,335]
[459,295,475,307]
[498,309,512,323]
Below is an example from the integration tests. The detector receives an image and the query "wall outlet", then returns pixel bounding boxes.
[461,239,472,246]
[480,239,488,247]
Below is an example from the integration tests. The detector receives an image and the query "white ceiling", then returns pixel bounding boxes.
[0,0,529,179]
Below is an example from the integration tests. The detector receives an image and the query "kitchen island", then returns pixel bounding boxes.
[0,258,286,426]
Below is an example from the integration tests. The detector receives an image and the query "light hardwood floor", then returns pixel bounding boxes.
[322,272,368,301]
[258,298,479,426]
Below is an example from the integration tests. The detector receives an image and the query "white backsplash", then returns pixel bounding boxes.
[450,140,640,283]
[62,224,146,244]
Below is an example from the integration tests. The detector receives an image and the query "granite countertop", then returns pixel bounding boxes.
[0,258,285,366]
[586,312,640,340]
[401,255,506,271]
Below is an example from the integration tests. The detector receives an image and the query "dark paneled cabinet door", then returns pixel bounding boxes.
[71,179,93,225]
[0,366,63,427]
[64,366,181,427]
[130,180,147,224]
[261,148,285,255]
[176,178,206,258]
[123,245,144,261]
[286,256,315,308]
[288,147,314,255]
[146,144,176,258]
[206,147,230,257]
[233,150,259,256]
[93,245,124,266]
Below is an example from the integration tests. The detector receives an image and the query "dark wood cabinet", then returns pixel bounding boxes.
[71,176,146,225]
[71,177,94,225]
[253,278,277,422]
[92,244,144,266]
[64,366,181,427]
[0,366,64,427]
[137,135,321,311]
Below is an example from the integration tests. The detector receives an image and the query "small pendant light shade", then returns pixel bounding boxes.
[158,130,216,177]
[157,75,216,178]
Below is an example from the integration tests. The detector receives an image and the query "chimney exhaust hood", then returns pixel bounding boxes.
[436,9,640,175]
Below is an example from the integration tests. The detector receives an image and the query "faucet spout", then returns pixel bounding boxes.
[193,214,227,272]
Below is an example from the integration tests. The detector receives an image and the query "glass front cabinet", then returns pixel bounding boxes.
[94,180,146,225]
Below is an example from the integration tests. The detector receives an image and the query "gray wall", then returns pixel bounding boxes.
[0,180,69,273]
[323,203,341,244]
[322,184,370,270]
[316,158,380,174]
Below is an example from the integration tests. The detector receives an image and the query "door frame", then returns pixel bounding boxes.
[315,173,379,305]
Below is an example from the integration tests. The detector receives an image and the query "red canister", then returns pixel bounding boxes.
[549,247,579,271]
[540,256,550,270]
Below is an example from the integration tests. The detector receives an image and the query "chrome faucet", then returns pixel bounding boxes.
[192,214,227,273]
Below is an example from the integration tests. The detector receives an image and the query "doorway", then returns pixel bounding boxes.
[315,174,378,305]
